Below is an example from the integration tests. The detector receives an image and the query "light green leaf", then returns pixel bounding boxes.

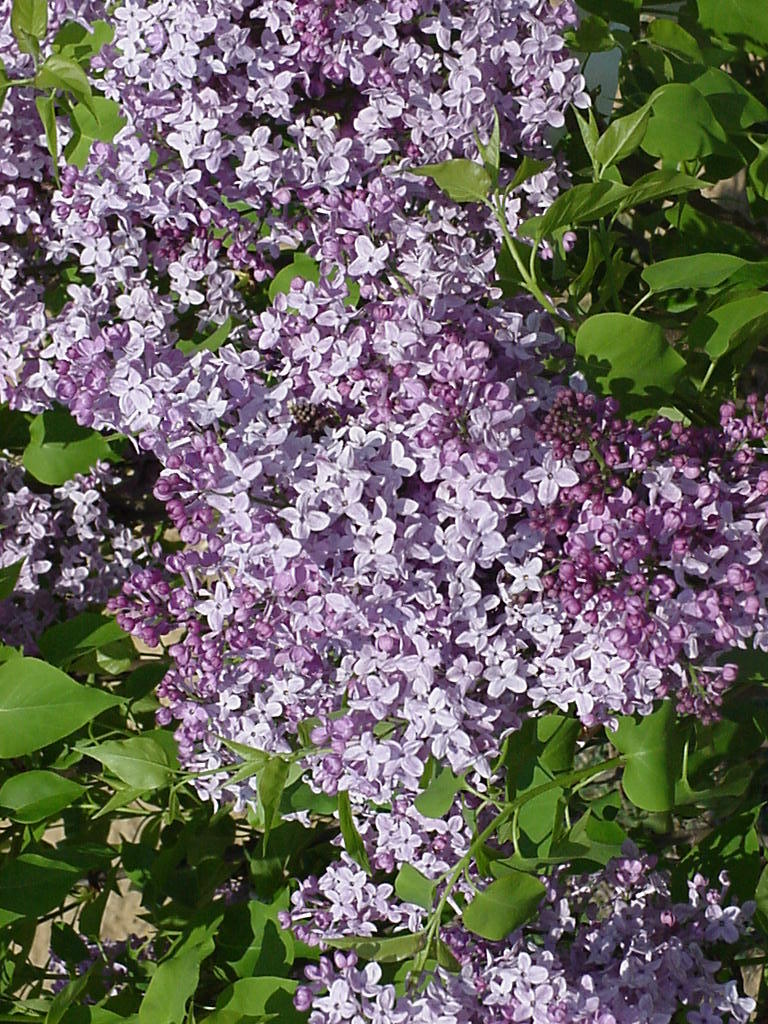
[258,755,290,846]
[476,109,500,185]
[11,0,47,54]
[64,96,126,169]
[324,931,426,963]
[268,253,319,302]
[608,701,685,812]
[0,558,24,600]
[138,944,213,1024]
[35,54,93,112]
[575,313,687,415]
[641,253,751,292]
[646,18,703,62]
[35,94,58,183]
[205,977,303,1024]
[23,407,116,485]
[642,83,727,163]
[615,169,707,214]
[594,104,651,173]
[462,872,546,941]
[52,19,114,60]
[337,790,371,874]
[688,293,768,360]
[519,181,628,240]
[394,864,435,910]
[85,734,175,789]
[410,159,492,203]
[176,316,234,354]
[691,67,768,131]
[0,657,120,758]
[696,0,768,46]
[0,770,84,823]
[414,766,465,818]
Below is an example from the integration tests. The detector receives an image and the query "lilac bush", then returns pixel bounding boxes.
[0,0,764,1020]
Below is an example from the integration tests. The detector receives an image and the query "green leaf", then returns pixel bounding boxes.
[64,97,126,169]
[35,94,58,183]
[176,316,233,354]
[35,54,93,112]
[696,0,768,46]
[608,701,685,812]
[594,104,651,173]
[462,872,546,941]
[52,19,114,60]
[575,313,687,415]
[0,770,84,823]
[756,864,768,932]
[324,931,426,963]
[642,83,727,163]
[85,734,175,790]
[11,0,47,54]
[258,756,290,847]
[641,253,751,292]
[574,108,599,162]
[414,766,465,818]
[0,657,120,758]
[615,169,707,214]
[410,159,492,203]
[0,59,9,111]
[691,68,768,131]
[38,612,128,668]
[394,864,435,910]
[337,790,371,874]
[138,944,213,1024]
[0,853,80,924]
[577,0,640,27]
[45,967,95,1024]
[206,977,304,1024]
[520,181,628,240]
[688,292,768,360]
[23,407,116,485]
[646,18,703,62]
[476,109,500,185]
[0,558,24,600]
[268,253,320,302]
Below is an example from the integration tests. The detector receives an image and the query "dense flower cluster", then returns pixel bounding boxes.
[289,847,756,1024]
[0,457,148,647]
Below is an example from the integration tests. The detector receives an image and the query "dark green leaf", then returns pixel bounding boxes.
[138,944,212,1024]
[0,770,84,823]
[509,156,550,193]
[394,864,435,910]
[691,68,768,131]
[0,853,80,923]
[520,181,628,240]
[615,169,706,213]
[646,18,703,62]
[410,159,492,203]
[575,313,687,415]
[565,14,617,53]
[608,701,685,812]
[176,316,233,354]
[45,967,95,1024]
[0,657,120,757]
[38,613,128,668]
[462,872,546,941]
[23,408,115,485]
[756,864,768,932]
[0,558,24,600]
[337,791,371,874]
[52,19,113,60]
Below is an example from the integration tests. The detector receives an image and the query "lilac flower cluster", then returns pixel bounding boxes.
[0,457,148,647]
[48,934,154,1000]
[289,846,756,1024]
